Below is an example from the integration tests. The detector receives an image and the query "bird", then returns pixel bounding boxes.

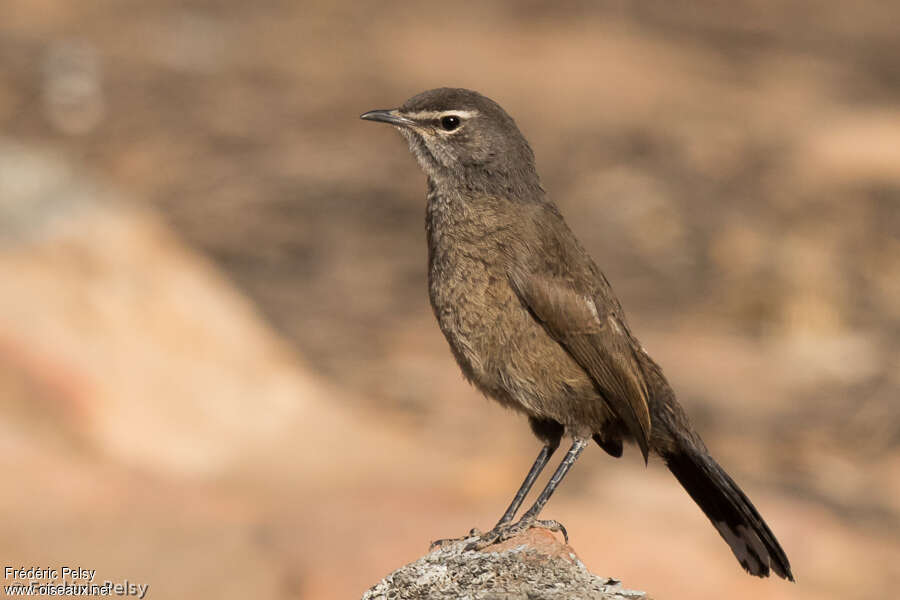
[360,87,793,581]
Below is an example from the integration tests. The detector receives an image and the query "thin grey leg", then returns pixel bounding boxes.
[494,442,559,527]
[518,437,589,521]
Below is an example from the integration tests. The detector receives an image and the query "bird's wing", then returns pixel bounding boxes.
[509,267,652,461]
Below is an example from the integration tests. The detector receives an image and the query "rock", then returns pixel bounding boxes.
[362,529,647,600]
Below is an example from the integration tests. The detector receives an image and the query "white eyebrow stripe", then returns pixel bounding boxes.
[402,109,479,121]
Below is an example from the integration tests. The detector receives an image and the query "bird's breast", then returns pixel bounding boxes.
[426,205,514,390]
[424,191,603,426]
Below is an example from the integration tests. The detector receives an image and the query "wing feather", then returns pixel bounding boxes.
[509,268,652,461]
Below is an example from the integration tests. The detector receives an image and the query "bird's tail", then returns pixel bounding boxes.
[662,439,794,581]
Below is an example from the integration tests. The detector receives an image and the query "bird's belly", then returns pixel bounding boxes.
[428,254,612,433]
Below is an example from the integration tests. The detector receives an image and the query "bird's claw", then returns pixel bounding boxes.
[535,518,568,543]
[463,517,568,551]
[429,527,483,551]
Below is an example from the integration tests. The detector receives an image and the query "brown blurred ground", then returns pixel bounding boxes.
[1,1,898,598]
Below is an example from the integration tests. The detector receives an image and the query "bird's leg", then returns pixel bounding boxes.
[467,437,589,550]
[494,441,559,527]
[429,442,557,551]
[517,436,589,523]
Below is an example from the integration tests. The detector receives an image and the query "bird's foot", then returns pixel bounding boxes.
[429,528,483,551]
[464,517,568,551]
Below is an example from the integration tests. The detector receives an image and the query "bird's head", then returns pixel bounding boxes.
[361,88,540,195]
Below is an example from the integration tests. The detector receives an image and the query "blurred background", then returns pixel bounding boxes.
[1,1,898,598]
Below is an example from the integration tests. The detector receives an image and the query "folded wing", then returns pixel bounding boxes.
[509,268,652,461]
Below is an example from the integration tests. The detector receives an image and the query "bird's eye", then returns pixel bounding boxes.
[440,115,461,131]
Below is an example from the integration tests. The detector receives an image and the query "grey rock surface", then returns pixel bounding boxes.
[362,529,647,600]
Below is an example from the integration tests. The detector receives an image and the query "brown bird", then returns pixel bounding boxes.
[361,88,793,580]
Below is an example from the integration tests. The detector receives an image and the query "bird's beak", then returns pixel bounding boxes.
[360,109,415,128]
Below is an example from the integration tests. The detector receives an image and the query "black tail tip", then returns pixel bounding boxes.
[664,448,794,582]
[741,555,794,581]
[769,560,795,582]
[713,508,794,581]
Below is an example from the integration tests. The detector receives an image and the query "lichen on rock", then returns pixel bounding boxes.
[362,529,647,600]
